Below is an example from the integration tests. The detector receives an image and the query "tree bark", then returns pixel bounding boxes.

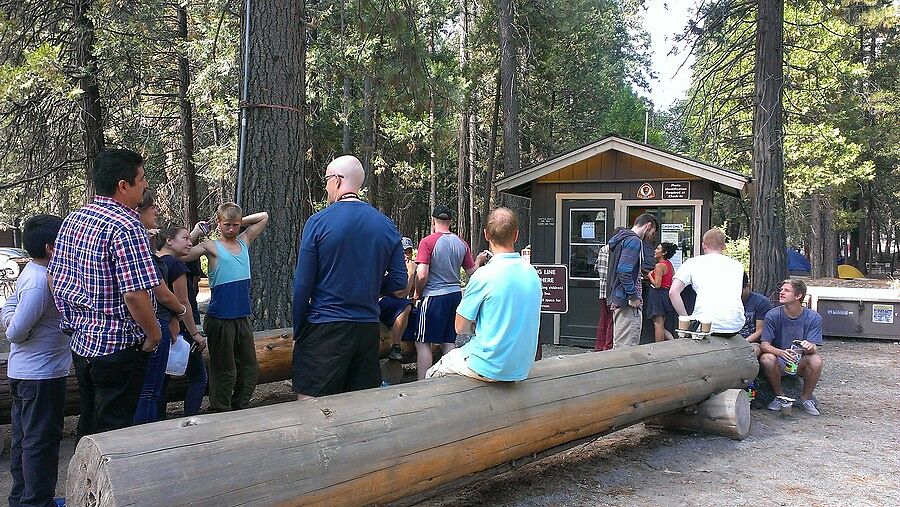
[481,70,501,250]
[456,0,470,242]
[647,389,751,440]
[239,1,307,330]
[73,0,105,202]
[341,0,351,154]
[750,0,787,298]
[363,75,376,209]
[810,192,824,278]
[499,0,520,176]
[177,5,200,227]
[67,336,758,506]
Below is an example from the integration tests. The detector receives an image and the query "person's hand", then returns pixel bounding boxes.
[628,298,641,308]
[475,250,490,266]
[798,340,816,354]
[147,228,160,238]
[193,221,211,236]
[191,333,207,353]
[779,348,799,362]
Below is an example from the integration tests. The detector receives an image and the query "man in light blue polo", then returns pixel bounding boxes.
[426,207,542,381]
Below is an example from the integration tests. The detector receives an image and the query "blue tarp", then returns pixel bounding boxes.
[787,248,811,272]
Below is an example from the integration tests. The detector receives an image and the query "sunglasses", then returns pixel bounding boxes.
[323,173,344,183]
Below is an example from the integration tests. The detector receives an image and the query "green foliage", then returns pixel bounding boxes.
[724,234,750,273]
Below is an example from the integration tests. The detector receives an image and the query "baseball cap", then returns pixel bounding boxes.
[401,237,414,250]
[432,205,452,220]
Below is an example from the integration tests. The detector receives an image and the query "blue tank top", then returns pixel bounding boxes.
[207,239,252,319]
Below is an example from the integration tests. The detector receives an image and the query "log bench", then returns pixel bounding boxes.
[66,335,758,506]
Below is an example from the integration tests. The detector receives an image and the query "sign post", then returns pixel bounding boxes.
[533,264,569,314]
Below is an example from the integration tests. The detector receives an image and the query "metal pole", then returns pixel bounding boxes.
[235,0,253,207]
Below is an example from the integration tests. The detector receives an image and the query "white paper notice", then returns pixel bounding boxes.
[581,222,595,240]
[661,231,680,244]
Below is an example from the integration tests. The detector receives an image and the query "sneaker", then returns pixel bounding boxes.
[767,399,783,411]
[387,344,403,361]
[798,399,820,416]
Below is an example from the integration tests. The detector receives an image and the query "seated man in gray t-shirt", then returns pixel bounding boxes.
[759,279,824,416]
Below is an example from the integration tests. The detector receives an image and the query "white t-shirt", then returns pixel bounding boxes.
[673,253,745,333]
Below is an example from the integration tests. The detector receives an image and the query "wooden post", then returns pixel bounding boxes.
[66,336,758,506]
[646,388,751,440]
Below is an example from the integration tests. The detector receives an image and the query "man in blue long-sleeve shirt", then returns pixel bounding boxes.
[292,155,407,399]
[605,213,658,348]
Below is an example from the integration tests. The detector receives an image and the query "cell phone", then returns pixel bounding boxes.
[199,222,211,235]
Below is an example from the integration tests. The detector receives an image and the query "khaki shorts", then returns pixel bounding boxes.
[425,348,497,382]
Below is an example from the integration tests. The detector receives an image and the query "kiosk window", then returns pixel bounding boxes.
[569,209,606,279]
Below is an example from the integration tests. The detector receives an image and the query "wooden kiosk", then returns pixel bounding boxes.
[495,135,750,347]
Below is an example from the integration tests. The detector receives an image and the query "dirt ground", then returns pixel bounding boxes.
[1,339,898,506]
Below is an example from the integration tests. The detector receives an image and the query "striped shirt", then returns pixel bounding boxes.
[49,195,159,357]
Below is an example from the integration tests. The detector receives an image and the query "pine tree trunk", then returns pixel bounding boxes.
[750,0,787,298]
[239,0,307,330]
[822,198,836,278]
[499,0,520,175]
[456,0,470,242]
[73,0,104,202]
[177,5,199,227]
[363,75,376,209]
[810,193,824,278]
[482,71,501,250]
[340,0,351,154]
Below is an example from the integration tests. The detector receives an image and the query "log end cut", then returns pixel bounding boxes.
[67,436,116,507]
[647,389,751,440]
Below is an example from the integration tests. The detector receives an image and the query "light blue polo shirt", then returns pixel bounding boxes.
[457,253,542,381]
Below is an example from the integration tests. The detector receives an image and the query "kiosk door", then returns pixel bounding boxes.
[560,199,615,346]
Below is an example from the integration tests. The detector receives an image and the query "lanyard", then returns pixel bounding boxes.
[338,193,359,201]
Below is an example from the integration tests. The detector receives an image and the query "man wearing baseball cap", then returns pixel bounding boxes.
[413,205,488,379]
[378,236,418,361]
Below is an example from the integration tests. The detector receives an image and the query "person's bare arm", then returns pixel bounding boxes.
[124,290,162,352]
[172,274,205,352]
[180,239,215,263]
[669,279,688,316]
[649,263,665,289]
[239,211,269,244]
[464,251,489,277]
[746,319,765,343]
[415,264,429,299]
[393,261,417,299]
[455,313,475,335]
[189,221,210,243]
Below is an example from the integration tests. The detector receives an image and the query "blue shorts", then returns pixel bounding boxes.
[416,291,462,344]
[379,296,412,328]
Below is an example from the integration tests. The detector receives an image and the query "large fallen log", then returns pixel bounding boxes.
[0,328,295,424]
[0,326,435,423]
[66,334,758,506]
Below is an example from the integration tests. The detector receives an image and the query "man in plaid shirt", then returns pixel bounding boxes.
[49,149,162,441]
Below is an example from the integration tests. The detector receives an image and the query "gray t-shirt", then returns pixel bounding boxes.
[762,306,823,350]
[2,262,72,380]
[416,232,475,297]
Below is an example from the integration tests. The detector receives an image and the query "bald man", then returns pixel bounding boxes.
[292,155,407,399]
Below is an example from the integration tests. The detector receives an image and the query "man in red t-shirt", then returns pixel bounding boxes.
[413,205,488,379]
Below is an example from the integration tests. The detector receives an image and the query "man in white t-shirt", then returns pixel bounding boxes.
[668,228,744,334]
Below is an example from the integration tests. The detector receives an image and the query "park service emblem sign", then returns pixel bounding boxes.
[637,182,655,199]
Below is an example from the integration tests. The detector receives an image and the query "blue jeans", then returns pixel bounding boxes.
[9,377,66,507]
[182,348,208,416]
[133,318,171,424]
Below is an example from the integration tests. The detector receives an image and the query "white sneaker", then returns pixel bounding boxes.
[798,399,820,416]
[767,399,783,411]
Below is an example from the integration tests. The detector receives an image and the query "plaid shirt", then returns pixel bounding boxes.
[49,196,159,357]
[595,244,610,299]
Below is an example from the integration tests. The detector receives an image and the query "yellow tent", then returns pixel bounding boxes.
[837,264,865,279]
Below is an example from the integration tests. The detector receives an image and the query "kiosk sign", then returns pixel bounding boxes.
[533,264,568,314]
